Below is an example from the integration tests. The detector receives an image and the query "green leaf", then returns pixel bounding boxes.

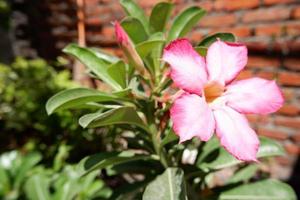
[14,152,42,189]
[218,179,297,200]
[167,6,206,42]
[120,0,150,33]
[161,130,178,147]
[136,40,165,59]
[0,166,9,195]
[90,48,120,64]
[198,137,285,170]
[194,46,207,56]
[142,168,187,200]
[77,151,154,176]
[150,2,173,33]
[24,174,51,200]
[107,61,127,89]
[63,44,122,90]
[121,17,148,44]
[198,33,236,47]
[79,106,150,133]
[46,88,127,115]
[227,165,258,184]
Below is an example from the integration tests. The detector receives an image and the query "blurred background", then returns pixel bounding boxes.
[0,0,299,199]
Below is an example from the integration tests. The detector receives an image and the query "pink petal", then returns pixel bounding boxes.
[206,40,247,85]
[114,21,129,45]
[224,78,284,114]
[170,93,215,143]
[163,39,208,95]
[213,106,259,161]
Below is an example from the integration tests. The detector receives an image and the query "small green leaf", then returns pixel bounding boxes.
[63,44,122,90]
[150,2,173,33]
[142,168,187,200]
[198,137,285,170]
[121,17,148,44]
[218,179,297,200]
[136,40,165,59]
[167,6,206,42]
[120,0,150,33]
[161,130,178,147]
[107,61,127,89]
[79,106,150,133]
[77,151,154,176]
[46,88,127,115]
[227,165,258,184]
[198,33,236,47]
[24,174,51,200]
[194,46,207,56]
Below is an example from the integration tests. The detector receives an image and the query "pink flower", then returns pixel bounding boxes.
[114,21,129,45]
[163,39,284,161]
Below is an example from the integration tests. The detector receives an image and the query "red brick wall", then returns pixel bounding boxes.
[16,0,300,179]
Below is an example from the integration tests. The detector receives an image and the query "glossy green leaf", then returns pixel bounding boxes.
[79,106,150,133]
[150,2,173,33]
[218,179,297,200]
[198,33,236,47]
[136,40,165,59]
[77,151,154,176]
[167,6,206,42]
[46,88,127,115]
[120,0,149,33]
[142,168,187,200]
[90,48,120,64]
[63,44,122,90]
[121,17,148,44]
[24,174,51,200]
[107,61,127,89]
[199,137,284,170]
[227,165,258,184]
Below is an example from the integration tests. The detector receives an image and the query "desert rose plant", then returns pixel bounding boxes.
[46,0,296,199]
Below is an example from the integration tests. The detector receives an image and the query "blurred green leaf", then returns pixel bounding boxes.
[161,130,178,147]
[198,137,284,170]
[167,6,206,42]
[77,151,154,176]
[63,44,122,90]
[217,179,297,200]
[0,166,9,195]
[24,174,51,200]
[121,17,148,44]
[150,2,173,33]
[143,168,187,200]
[90,48,120,64]
[107,61,127,89]
[136,39,165,59]
[227,165,258,184]
[79,106,150,133]
[195,46,207,56]
[120,0,150,33]
[46,88,128,115]
[198,33,236,47]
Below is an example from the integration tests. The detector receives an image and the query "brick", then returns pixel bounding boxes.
[102,25,114,37]
[199,14,237,27]
[247,56,280,68]
[256,71,276,80]
[278,104,300,116]
[279,72,300,86]
[139,0,161,8]
[284,143,300,155]
[264,0,295,5]
[217,26,252,37]
[236,69,253,80]
[284,58,300,71]
[255,24,284,37]
[275,156,293,166]
[190,32,204,43]
[214,0,260,11]
[196,1,214,12]
[292,6,300,19]
[257,127,289,140]
[282,88,295,101]
[291,132,300,143]
[242,8,291,23]
[286,22,300,36]
[275,117,300,129]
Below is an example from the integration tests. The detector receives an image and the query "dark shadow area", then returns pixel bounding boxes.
[288,157,300,198]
